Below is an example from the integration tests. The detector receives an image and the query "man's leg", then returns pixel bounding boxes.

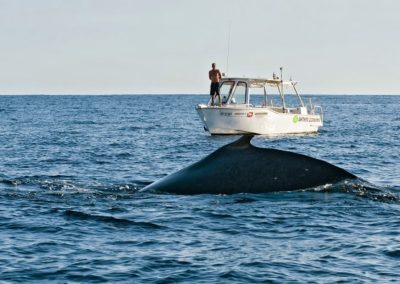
[210,84,214,106]
[216,86,221,106]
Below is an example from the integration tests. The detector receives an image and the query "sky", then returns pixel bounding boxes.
[0,0,399,95]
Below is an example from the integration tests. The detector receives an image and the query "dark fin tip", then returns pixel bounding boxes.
[229,135,254,148]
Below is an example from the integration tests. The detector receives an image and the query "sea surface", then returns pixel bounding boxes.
[0,94,399,283]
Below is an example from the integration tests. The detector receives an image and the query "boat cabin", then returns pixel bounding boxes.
[212,77,308,114]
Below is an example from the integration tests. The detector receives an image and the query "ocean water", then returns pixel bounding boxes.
[0,94,399,283]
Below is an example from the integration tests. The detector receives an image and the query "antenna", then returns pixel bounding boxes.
[225,20,231,75]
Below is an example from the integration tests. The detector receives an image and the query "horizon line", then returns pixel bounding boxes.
[0,93,399,96]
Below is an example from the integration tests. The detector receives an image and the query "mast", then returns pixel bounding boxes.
[225,20,231,76]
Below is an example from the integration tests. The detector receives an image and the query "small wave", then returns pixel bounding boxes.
[65,274,108,283]
[93,183,147,194]
[200,211,234,219]
[64,209,164,229]
[383,249,400,258]
[1,175,74,185]
[317,179,400,203]
[232,197,257,204]
[0,176,82,195]
[71,120,96,125]
[118,126,142,131]
[0,176,149,197]
[115,152,132,158]
[0,179,23,186]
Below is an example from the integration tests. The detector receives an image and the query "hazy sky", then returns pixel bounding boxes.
[0,0,399,94]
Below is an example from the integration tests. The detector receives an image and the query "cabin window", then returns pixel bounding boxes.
[219,81,235,103]
[230,82,247,104]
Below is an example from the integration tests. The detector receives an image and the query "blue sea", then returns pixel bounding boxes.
[0,94,399,283]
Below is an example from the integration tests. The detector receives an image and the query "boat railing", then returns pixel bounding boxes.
[307,98,323,119]
[313,105,323,115]
[311,105,323,122]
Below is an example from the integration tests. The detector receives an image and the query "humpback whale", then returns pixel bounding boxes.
[143,135,356,195]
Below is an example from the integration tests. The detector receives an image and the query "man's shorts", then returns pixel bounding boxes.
[210,82,220,96]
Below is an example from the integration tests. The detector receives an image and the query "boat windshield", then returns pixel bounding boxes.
[220,81,235,104]
[230,82,247,104]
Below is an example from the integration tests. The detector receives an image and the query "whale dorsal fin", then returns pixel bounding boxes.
[228,135,254,148]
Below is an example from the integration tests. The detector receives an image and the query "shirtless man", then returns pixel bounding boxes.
[209,63,222,106]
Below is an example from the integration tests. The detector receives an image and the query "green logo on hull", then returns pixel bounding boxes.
[293,115,299,123]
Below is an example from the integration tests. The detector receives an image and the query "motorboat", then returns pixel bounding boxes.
[196,70,323,135]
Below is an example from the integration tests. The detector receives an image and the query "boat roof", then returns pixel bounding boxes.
[221,77,297,87]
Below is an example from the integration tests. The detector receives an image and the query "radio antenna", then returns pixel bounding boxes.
[225,20,231,76]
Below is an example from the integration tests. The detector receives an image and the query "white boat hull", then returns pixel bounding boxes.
[196,105,323,135]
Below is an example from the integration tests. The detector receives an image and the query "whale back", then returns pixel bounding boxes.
[143,136,356,195]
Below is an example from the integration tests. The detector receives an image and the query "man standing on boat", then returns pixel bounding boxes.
[209,63,222,106]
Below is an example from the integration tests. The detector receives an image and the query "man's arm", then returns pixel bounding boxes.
[209,70,211,80]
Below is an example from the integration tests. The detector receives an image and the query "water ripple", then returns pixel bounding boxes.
[63,209,164,229]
